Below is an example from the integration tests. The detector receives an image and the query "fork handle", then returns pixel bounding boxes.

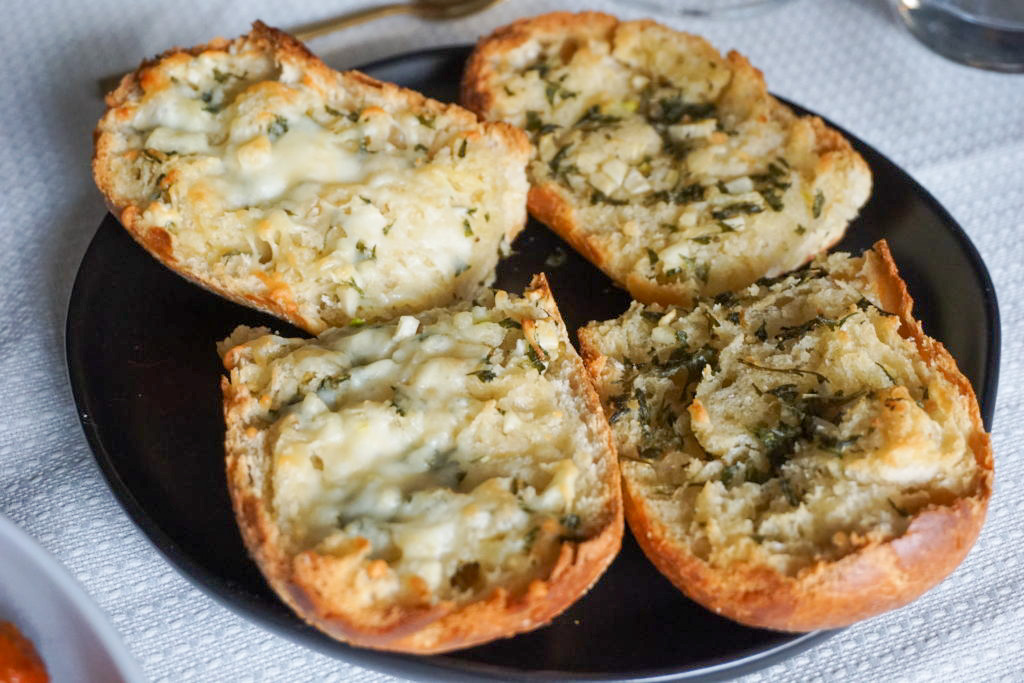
[291,3,412,42]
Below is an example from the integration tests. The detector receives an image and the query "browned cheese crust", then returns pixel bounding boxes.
[462,12,871,307]
[578,240,992,631]
[94,22,530,333]
[222,274,623,653]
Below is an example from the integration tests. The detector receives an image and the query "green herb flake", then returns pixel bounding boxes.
[575,104,621,129]
[739,359,829,385]
[545,82,558,105]
[549,144,572,176]
[711,202,764,220]
[499,317,522,330]
[820,434,862,456]
[812,190,825,218]
[324,105,344,117]
[349,317,367,327]
[416,114,435,129]
[414,143,428,153]
[525,62,551,78]
[651,97,715,125]
[527,345,547,373]
[468,368,496,382]
[652,183,705,205]
[458,138,468,158]
[755,422,802,467]
[633,388,650,424]
[760,188,784,212]
[463,219,474,237]
[356,240,376,260]
[317,374,350,391]
[608,394,631,424]
[795,224,807,235]
[640,310,662,322]
[876,362,898,386]
[888,498,909,517]
[344,277,364,295]
[267,115,289,140]
[646,248,659,265]
[590,188,628,206]
[652,344,718,380]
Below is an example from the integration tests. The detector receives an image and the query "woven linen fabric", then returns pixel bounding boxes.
[0,0,1019,680]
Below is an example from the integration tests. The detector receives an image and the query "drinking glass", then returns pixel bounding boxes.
[893,0,1024,72]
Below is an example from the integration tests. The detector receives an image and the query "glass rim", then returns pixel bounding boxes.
[897,0,1024,30]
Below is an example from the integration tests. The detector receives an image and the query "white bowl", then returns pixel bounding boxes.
[0,515,144,682]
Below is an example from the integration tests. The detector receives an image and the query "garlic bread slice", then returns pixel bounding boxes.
[463,12,871,306]
[221,275,622,653]
[95,22,529,334]
[578,241,991,631]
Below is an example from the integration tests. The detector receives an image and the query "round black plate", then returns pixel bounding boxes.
[67,46,999,681]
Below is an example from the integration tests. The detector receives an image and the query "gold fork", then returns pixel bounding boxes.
[96,0,503,96]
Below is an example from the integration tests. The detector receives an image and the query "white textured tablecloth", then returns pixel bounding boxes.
[1,0,1020,680]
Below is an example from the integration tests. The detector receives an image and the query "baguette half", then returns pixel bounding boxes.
[578,241,991,631]
[94,22,529,334]
[221,275,623,653]
[463,12,871,307]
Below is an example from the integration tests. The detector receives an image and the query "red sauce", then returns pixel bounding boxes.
[0,622,48,683]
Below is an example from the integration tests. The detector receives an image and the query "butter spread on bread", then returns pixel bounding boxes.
[221,275,622,653]
[578,241,991,631]
[94,22,529,334]
[463,12,871,306]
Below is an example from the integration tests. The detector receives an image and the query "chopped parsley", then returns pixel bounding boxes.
[812,190,825,218]
[711,202,764,220]
[467,368,496,382]
[267,115,289,140]
[575,104,621,129]
[527,345,547,373]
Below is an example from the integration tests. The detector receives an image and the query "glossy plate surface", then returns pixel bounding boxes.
[66,46,999,681]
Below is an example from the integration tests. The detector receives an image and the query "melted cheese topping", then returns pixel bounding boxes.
[103,43,526,330]
[480,19,868,301]
[234,294,595,602]
[584,251,979,575]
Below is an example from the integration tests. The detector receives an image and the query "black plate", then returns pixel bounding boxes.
[67,46,999,681]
